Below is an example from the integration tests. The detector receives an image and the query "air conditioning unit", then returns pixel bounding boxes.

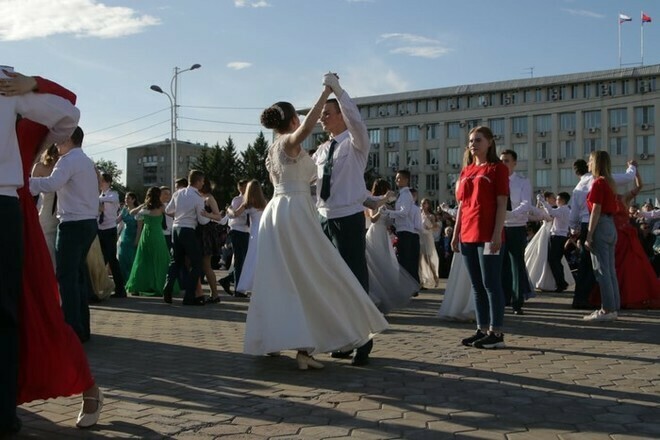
[451,163,460,169]
[538,131,547,137]
[493,134,502,140]
[390,165,398,171]
[459,121,466,128]
[588,127,598,134]
[386,142,396,148]
[479,95,490,107]
[640,153,650,160]
[567,130,576,136]
[428,190,436,196]
[378,111,386,116]
[611,126,620,133]
[431,164,438,171]
[639,81,650,93]
[515,132,524,138]
[449,104,456,110]
[641,123,650,130]
[417,124,425,129]
[558,157,566,164]
[543,158,552,164]
[551,89,559,101]
[600,84,610,96]
[504,94,512,105]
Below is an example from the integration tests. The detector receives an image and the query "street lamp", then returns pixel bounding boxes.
[150,63,202,187]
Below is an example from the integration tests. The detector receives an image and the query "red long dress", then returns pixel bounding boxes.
[591,197,660,309]
[16,77,94,404]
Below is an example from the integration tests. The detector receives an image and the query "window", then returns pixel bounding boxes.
[387,151,399,168]
[447,173,459,192]
[584,138,601,156]
[386,104,396,116]
[447,147,462,166]
[583,83,592,98]
[417,100,427,113]
[368,106,378,118]
[535,169,550,188]
[427,99,437,112]
[536,142,549,160]
[406,150,419,166]
[360,107,369,120]
[410,174,419,189]
[512,116,528,134]
[406,101,415,115]
[426,148,439,165]
[570,85,579,99]
[609,137,628,156]
[426,123,439,140]
[160,156,165,162]
[638,165,655,184]
[426,174,439,191]
[560,140,575,159]
[635,106,655,126]
[368,129,380,147]
[560,112,576,131]
[560,168,575,187]
[535,114,552,133]
[385,127,400,143]
[523,89,532,103]
[447,122,461,139]
[535,88,543,102]
[368,152,380,169]
[584,110,601,129]
[467,119,480,130]
[608,108,627,128]
[636,135,656,155]
[406,125,419,142]
[488,118,505,136]
[512,143,528,161]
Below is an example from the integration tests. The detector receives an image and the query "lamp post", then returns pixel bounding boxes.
[150,63,201,186]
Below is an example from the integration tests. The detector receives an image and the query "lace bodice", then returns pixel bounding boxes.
[267,134,316,190]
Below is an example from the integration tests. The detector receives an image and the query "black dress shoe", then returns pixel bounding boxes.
[351,354,370,366]
[233,291,248,298]
[331,350,353,359]
[163,289,172,304]
[111,292,127,298]
[207,295,221,304]
[182,297,206,306]
[219,278,233,296]
[513,308,524,315]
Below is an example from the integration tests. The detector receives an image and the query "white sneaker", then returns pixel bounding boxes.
[583,310,618,321]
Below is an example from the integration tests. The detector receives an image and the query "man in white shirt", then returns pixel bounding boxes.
[385,170,422,286]
[219,180,249,298]
[540,192,571,292]
[500,150,533,314]
[98,173,126,298]
[0,66,80,437]
[162,170,211,305]
[30,126,98,343]
[313,73,374,366]
[569,159,636,308]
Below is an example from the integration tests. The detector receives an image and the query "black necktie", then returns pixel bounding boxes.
[320,140,338,201]
[246,212,251,228]
[98,194,105,224]
[162,213,168,230]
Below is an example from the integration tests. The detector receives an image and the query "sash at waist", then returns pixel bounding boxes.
[274,181,312,196]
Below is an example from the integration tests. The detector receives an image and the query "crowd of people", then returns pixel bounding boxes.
[2,67,659,436]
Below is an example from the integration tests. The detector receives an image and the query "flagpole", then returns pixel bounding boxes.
[641,11,645,66]
[618,15,622,67]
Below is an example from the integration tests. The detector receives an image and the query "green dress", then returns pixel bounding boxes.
[118,207,138,282]
[125,211,170,297]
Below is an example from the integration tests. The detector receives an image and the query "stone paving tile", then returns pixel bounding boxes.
[13,276,660,439]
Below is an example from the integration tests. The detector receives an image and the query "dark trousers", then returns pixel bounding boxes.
[573,223,595,307]
[548,235,569,290]
[222,230,249,286]
[502,226,530,310]
[0,197,22,429]
[461,242,505,329]
[396,231,421,284]
[98,227,126,295]
[320,211,372,356]
[56,219,98,342]
[165,227,202,302]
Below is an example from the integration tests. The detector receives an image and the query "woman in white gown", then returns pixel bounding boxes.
[235,179,267,295]
[437,253,476,321]
[365,179,418,314]
[419,199,441,288]
[33,145,59,268]
[525,202,575,291]
[243,88,388,370]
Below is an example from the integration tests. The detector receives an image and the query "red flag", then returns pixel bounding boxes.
[642,12,652,23]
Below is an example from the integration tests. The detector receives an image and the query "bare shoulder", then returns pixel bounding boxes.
[32,162,53,177]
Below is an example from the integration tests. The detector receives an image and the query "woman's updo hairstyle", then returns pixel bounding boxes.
[261,101,297,133]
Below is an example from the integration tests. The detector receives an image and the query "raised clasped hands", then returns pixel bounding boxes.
[0,70,37,96]
[323,72,343,96]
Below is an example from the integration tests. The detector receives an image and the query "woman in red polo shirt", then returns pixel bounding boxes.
[451,126,509,349]
[583,151,620,321]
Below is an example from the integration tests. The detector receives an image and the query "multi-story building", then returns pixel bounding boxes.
[126,139,207,193]
[306,64,659,205]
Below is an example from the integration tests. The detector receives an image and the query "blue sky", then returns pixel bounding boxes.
[2,0,659,184]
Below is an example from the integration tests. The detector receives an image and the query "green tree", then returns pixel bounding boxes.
[240,131,272,198]
[94,158,127,198]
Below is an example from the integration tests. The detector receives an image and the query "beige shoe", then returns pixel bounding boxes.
[296,353,324,370]
[76,388,103,428]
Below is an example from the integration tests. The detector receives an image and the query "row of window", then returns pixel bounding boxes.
[366,106,655,144]
[359,78,656,119]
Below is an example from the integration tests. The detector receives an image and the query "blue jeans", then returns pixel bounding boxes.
[461,242,505,330]
[590,215,619,311]
[56,219,98,342]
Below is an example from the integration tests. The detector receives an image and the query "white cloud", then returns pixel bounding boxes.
[561,8,605,19]
[234,0,270,7]
[0,0,160,41]
[228,62,252,70]
[341,60,410,96]
[378,33,451,59]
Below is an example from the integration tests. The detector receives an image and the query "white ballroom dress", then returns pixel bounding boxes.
[437,253,475,322]
[418,212,440,288]
[38,191,59,268]
[525,220,575,291]
[365,213,418,314]
[243,136,388,356]
[236,207,264,294]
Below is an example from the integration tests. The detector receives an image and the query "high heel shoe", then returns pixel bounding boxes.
[296,353,324,370]
[76,388,104,428]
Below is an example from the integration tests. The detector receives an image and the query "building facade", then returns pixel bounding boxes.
[306,64,659,205]
[126,140,207,193]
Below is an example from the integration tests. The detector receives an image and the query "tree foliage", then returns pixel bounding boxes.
[94,158,127,197]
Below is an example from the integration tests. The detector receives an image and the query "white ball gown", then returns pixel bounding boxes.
[365,212,418,314]
[419,212,440,288]
[236,207,263,294]
[524,221,575,291]
[38,191,58,268]
[437,254,475,321]
[243,136,388,356]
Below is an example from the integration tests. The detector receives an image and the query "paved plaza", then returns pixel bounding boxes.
[15,277,660,439]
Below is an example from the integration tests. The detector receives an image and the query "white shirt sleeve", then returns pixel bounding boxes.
[29,155,73,194]
[16,93,79,141]
[338,91,369,155]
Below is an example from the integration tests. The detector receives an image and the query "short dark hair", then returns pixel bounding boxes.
[573,159,588,176]
[188,170,205,186]
[238,179,249,186]
[71,126,84,146]
[159,186,171,192]
[325,98,341,113]
[175,178,188,188]
[101,173,112,184]
[396,169,411,181]
[543,191,554,199]
[500,149,517,161]
[558,192,571,203]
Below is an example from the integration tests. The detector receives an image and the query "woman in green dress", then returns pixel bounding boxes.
[126,187,170,297]
[117,192,139,282]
